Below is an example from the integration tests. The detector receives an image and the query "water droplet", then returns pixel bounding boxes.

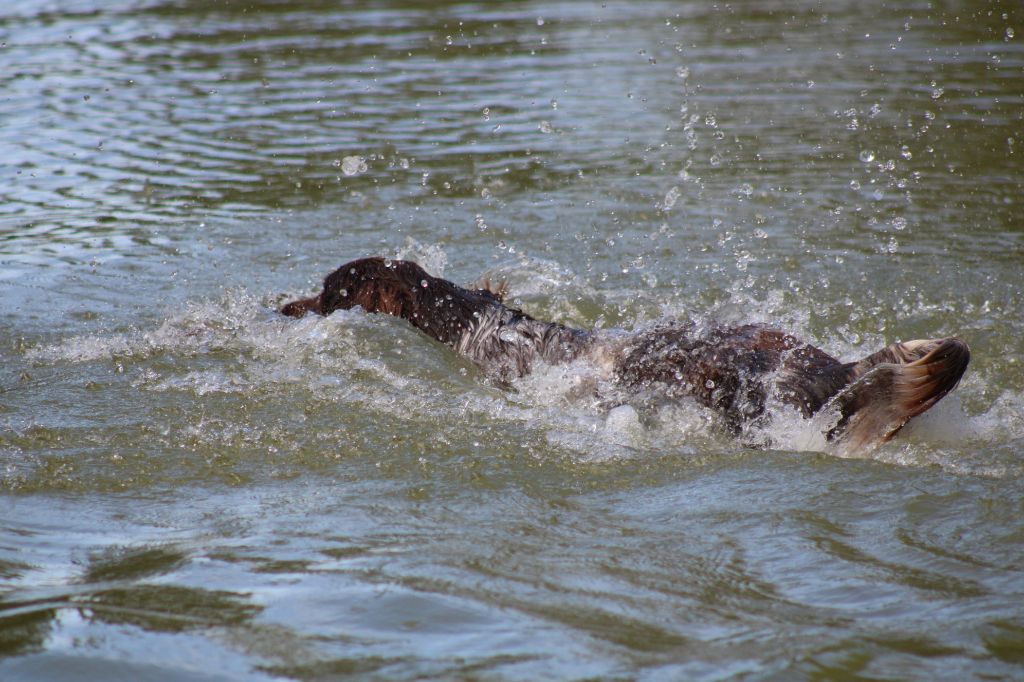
[340,288,348,297]
[539,120,553,134]
[481,106,490,120]
[892,216,907,230]
[498,328,519,343]
[859,150,875,163]
[1006,27,1015,40]
[341,156,367,176]
[900,145,912,160]
[676,66,690,79]
[536,16,545,26]
[705,380,715,389]
[850,179,861,190]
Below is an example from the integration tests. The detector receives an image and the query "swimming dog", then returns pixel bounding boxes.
[281,257,969,450]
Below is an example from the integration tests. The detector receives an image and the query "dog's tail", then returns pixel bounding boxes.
[826,337,970,451]
[823,335,966,450]
[280,294,322,318]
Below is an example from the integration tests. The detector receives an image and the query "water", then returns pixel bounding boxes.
[2,1,1023,679]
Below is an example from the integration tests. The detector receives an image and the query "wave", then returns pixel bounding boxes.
[22,281,1019,479]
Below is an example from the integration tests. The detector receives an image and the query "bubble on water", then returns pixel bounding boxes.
[900,145,912,160]
[858,150,875,163]
[341,156,367,176]
[676,66,690,79]
[850,179,861,190]
[1006,27,1015,41]
[709,153,722,166]
[662,185,681,210]
[536,16,545,26]
[538,120,553,134]
[892,216,907,231]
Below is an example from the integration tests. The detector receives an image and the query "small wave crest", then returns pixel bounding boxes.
[20,286,1017,475]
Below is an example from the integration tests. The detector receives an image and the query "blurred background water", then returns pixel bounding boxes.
[2,1,1023,679]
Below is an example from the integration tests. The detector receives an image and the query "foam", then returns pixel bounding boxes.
[20,283,1013,474]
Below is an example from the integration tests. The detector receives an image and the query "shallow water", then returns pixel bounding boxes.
[2,1,1023,679]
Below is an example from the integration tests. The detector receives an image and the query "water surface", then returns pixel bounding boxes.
[2,1,1023,680]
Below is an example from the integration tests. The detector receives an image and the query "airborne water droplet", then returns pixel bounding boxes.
[859,150,875,163]
[341,156,367,176]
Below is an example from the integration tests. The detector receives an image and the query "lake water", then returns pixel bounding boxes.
[2,1,1023,679]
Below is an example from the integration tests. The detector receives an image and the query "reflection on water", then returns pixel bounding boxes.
[2,0,1023,680]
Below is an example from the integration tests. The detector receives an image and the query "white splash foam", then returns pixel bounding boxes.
[396,237,449,278]
[21,281,1014,474]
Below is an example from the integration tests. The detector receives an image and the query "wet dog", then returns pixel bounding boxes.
[281,257,969,450]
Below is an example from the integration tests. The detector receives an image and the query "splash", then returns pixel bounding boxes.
[19,278,1015,476]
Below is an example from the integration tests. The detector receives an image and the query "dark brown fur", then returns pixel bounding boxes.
[282,257,970,449]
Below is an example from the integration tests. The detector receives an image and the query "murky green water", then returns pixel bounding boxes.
[2,1,1023,679]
